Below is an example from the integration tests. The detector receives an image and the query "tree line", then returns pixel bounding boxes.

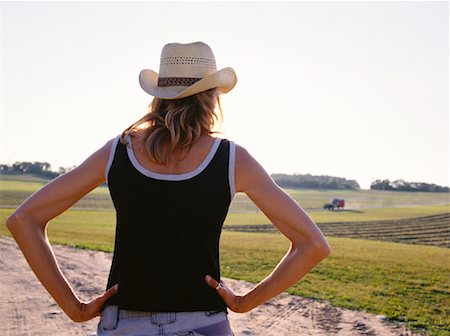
[271,173,361,190]
[268,174,448,192]
[0,161,74,179]
[370,179,449,192]
[1,162,448,192]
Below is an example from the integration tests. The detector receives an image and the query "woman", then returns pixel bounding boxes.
[6,42,331,336]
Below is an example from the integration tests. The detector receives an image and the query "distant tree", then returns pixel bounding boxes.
[371,179,392,191]
[32,161,51,172]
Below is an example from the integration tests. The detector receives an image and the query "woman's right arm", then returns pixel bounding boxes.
[206,144,331,312]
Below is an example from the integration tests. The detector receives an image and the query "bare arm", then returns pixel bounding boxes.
[205,144,331,312]
[5,139,118,322]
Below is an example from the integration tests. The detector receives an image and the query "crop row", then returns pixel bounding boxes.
[223,213,450,248]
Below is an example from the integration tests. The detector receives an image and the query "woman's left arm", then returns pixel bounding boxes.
[5,139,118,322]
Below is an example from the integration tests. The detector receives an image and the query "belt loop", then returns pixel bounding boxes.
[100,305,119,331]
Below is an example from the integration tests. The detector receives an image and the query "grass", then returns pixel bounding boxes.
[0,208,116,252]
[0,179,48,192]
[0,173,50,183]
[222,232,450,336]
[0,179,112,209]
[0,179,111,195]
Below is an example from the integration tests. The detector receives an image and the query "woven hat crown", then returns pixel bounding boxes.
[139,41,237,100]
[158,42,217,80]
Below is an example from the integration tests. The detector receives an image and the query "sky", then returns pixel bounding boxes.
[1,1,449,189]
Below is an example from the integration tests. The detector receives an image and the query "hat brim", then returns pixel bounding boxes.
[139,67,237,100]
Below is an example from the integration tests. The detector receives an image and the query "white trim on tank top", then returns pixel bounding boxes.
[124,135,222,181]
[104,135,121,183]
[105,135,236,196]
[228,141,236,199]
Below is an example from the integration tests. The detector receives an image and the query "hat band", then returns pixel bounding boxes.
[158,77,201,87]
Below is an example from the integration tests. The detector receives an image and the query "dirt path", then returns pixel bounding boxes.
[0,237,420,336]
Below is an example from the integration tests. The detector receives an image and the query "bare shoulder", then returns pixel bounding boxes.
[234,143,277,194]
[96,137,117,160]
[66,136,118,183]
[81,137,116,166]
[235,143,252,167]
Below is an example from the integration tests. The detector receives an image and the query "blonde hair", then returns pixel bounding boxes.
[121,88,222,165]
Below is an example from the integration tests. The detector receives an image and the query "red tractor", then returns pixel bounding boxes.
[323,198,345,211]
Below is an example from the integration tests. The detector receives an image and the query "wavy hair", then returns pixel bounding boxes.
[121,88,222,165]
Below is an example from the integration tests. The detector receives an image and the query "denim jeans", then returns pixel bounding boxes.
[97,305,234,336]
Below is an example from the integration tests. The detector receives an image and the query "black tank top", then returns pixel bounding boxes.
[103,135,235,312]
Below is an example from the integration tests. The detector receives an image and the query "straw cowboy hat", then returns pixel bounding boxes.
[139,42,237,100]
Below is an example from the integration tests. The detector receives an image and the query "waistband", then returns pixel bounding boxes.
[117,308,227,320]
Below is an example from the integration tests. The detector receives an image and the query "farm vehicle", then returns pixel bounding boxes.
[323,198,345,210]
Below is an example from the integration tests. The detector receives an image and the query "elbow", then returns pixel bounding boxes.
[310,230,331,259]
[310,244,331,262]
[292,237,331,260]
[6,211,21,234]
[316,240,331,259]
[314,235,331,259]
[6,211,33,236]
[307,238,332,260]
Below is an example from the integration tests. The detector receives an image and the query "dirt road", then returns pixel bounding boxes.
[0,237,420,336]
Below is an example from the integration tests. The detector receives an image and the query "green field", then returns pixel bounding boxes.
[1,175,449,212]
[1,176,450,335]
[0,178,112,209]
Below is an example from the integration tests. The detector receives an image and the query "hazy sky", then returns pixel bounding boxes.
[1,1,449,189]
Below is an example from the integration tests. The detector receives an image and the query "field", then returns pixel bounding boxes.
[1,175,449,212]
[1,175,450,335]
